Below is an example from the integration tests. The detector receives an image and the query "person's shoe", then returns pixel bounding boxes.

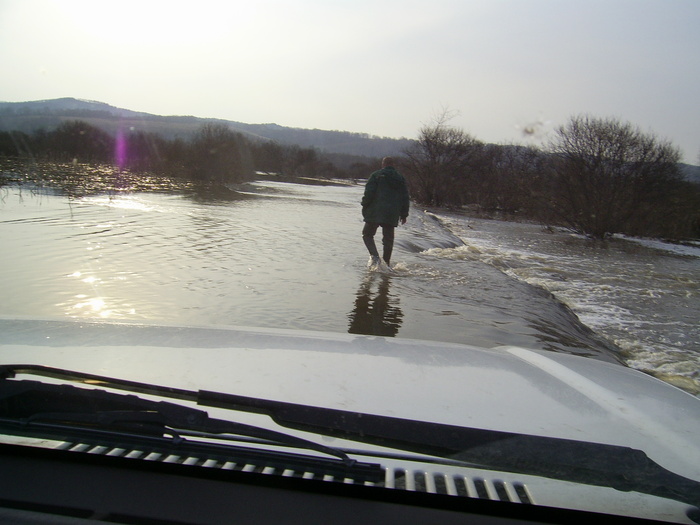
[383,261,397,273]
[368,255,381,269]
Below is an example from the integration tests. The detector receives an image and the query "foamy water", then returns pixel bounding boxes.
[430,213,700,395]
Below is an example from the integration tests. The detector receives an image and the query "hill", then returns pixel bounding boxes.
[2,98,698,183]
[0,98,414,158]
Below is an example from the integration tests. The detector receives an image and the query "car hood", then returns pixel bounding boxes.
[1,317,699,482]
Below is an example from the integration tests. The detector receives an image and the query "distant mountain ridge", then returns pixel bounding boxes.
[0,97,414,158]
[0,97,151,118]
[2,98,698,181]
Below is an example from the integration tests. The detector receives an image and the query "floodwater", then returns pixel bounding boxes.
[1,170,698,395]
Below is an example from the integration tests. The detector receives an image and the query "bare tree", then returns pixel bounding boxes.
[188,123,254,183]
[471,144,545,214]
[47,121,113,163]
[546,115,682,239]
[403,111,483,207]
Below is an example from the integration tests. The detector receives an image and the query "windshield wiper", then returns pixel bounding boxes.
[1,364,698,508]
[0,375,382,483]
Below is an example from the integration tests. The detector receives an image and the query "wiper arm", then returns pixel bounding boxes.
[2,364,699,508]
[0,377,372,472]
[0,364,196,401]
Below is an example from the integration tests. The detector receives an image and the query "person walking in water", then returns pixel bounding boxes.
[361,156,410,268]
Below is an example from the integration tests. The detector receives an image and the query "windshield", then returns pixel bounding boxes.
[1,1,699,524]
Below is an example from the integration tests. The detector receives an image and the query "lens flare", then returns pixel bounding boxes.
[115,128,127,169]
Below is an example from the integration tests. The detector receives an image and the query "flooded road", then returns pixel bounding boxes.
[1,173,698,394]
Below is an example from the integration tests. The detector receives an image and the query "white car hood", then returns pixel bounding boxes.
[1,318,699,483]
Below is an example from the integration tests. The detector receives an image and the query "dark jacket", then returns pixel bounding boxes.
[361,167,410,226]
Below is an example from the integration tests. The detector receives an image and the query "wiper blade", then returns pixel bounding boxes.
[2,364,698,508]
[0,376,380,479]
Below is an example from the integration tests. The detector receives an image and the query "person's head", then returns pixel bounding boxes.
[381,156,395,168]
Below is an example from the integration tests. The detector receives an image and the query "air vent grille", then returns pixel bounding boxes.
[57,441,533,504]
[385,468,533,504]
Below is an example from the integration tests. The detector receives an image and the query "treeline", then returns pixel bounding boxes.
[401,114,699,240]
[0,120,375,184]
[2,116,698,240]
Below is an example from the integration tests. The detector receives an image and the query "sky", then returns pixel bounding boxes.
[1,0,699,163]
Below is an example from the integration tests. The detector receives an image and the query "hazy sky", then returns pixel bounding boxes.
[1,0,699,163]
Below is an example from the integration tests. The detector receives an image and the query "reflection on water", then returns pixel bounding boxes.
[0,176,632,356]
[348,274,403,337]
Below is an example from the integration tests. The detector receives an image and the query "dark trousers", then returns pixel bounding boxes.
[362,222,395,264]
